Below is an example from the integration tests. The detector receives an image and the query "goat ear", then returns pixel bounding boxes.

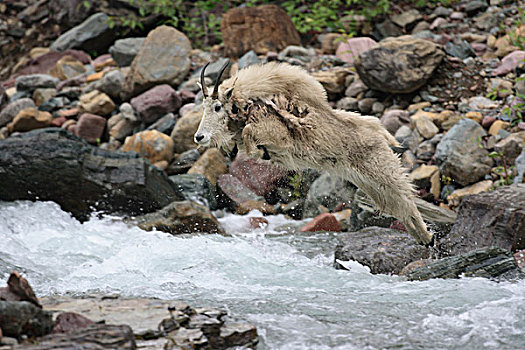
[224,87,234,100]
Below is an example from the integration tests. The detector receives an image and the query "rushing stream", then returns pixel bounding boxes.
[1,200,524,349]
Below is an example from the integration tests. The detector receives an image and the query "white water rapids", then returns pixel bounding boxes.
[1,201,524,349]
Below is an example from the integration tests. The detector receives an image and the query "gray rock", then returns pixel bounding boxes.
[15,74,59,93]
[0,301,53,338]
[135,200,224,235]
[464,0,488,16]
[435,118,492,186]
[345,79,367,97]
[391,9,422,29]
[380,109,411,135]
[195,57,231,82]
[406,247,521,281]
[109,37,146,67]
[147,113,177,135]
[238,50,260,69]
[50,12,113,53]
[417,134,443,161]
[375,19,404,39]
[89,70,125,101]
[0,128,178,221]
[358,98,376,114]
[334,227,431,274]
[444,40,475,59]
[336,97,358,111]
[438,184,525,256]
[169,173,217,210]
[0,98,35,127]
[514,149,525,184]
[355,35,444,94]
[433,6,452,17]
[167,149,201,175]
[278,45,315,59]
[303,173,356,219]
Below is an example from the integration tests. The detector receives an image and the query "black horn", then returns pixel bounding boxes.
[211,59,230,99]
[200,62,210,98]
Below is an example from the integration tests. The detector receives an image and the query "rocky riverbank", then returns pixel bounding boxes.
[1,0,525,345]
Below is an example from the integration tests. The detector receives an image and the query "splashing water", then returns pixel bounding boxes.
[1,201,524,349]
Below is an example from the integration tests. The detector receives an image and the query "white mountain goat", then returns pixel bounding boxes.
[194,61,433,245]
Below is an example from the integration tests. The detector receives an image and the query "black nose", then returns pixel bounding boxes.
[195,134,204,142]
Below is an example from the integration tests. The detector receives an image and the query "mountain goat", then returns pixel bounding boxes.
[194,61,433,245]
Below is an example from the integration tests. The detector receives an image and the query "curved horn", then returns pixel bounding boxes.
[211,59,230,99]
[200,62,210,99]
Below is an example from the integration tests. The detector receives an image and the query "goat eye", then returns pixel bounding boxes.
[232,104,239,114]
[214,105,222,112]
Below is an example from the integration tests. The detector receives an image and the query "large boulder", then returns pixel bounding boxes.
[334,227,431,275]
[435,118,492,186]
[221,5,300,57]
[229,152,287,197]
[0,301,53,338]
[0,128,178,221]
[303,173,356,219]
[439,184,525,256]
[169,173,217,210]
[354,35,444,94]
[135,201,224,235]
[124,26,191,97]
[50,12,114,53]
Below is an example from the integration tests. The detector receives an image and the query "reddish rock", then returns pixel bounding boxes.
[75,113,106,144]
[336,37,377,65]
[249,217,269,229]
[390,220,407,231]
[179,90,196,105]
[130,84,182,124]
[514,250,525,269]
[57,108,79,119]
[53,312,94,334]
[481,115,496,129]
[222,5,300,57]
[300,213,342,232]
[229,152,287,197]
[51,116,67,127]
[492,51,525,76]
[6,271,40,307]
[217,174,264,210]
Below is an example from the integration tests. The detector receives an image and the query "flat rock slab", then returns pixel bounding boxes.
[406,247,523,281]
[334,227,431,275]
[439,184,525,256]
[0,128,178,221]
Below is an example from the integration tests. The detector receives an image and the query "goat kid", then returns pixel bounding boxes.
[194,61,433,245]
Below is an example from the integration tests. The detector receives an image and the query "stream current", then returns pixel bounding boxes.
[1,200,524,349]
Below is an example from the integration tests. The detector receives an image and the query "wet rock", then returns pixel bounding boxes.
[165,327,208,349]
[0,128,177,220]
[238,50,260,69]
[435,118,492,186]
[406,247,521,281]
[147,113,177,135]
[75,113,106,144]
[300,213,342,232]
[334,227,430,274]
[122,130,174,164]
[130,84,181,124]
[187,148,227,186]
[0,301,53,338]
[218,322,258,349]
[439,184,525,256]
[222,4,300,57]
[15,74,59,93]
[50,12,113,53]
[492,51,525,76]
[167,149,201,175]
[22,324,135,349]
[7,108,52,133]
[446,179,493,208]
[380,109,412,135]
[170,105,202,154]
[303,173,356,219]
[235,200,274,216]
[124,26,191,97]
[78,90,115,116]
[355,35,444,94]
[335,37,377,65]
[53,312,94,334]
[136,200,224,235]
[49,55,86,81]
[229,152,287,197]
[169,173,217,210]
[109,37,145,67]
[0,271,40,307]
[217,174,265,210]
